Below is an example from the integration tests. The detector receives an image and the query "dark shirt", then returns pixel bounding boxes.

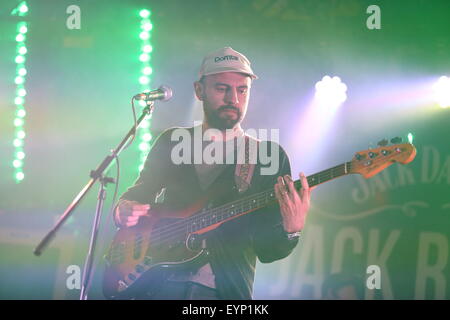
[118,126,299,299]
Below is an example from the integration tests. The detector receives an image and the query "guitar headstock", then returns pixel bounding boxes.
[349,139,417,178]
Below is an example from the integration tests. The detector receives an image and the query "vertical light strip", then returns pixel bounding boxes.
[11,1,29,183]
[137,9,154,172]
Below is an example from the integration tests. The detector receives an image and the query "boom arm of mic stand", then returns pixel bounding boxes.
[34,102,154,256]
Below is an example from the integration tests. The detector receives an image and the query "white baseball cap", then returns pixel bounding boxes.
[199,47,258,80]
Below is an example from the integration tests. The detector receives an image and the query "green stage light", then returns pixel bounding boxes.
[11,2,29,182]
[17,130,26,139]
[136,8,154,173]
[139,76,149,85]
[13,160,23,168]
[16,172,25,181]
[16,34,25,42]
[139,31,149,40]
[143,45,153,53]
[13,139,23,147]
[17,109,26,118]
[139,53,149,62]
[142,66,152,75]
[139,9,150,18]
[142,22,153,32]
[15,76,24,84]
[18,68,27,76]
[15,97,24,105]
[139,142,150,151]
[143,133,152,141]
[19,3,28,13]
[15,55,25,63]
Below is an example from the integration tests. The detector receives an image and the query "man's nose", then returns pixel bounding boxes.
[224,88,239,105]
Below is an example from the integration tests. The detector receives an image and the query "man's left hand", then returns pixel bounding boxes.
[274,172,313,233]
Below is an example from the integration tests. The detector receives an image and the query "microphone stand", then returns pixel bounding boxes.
[34,100,155,300]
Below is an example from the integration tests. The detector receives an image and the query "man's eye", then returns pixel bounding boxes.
[239,89,247,94]
[216,87,226,92]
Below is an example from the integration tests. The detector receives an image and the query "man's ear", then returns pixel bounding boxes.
[194,81,204,101]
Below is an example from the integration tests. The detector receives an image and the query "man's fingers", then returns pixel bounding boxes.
[127,216,140,222]
[132,204,150,210]
[284,175,299,202]
[299,172,311,201]
[132,210,150,217]
[274,181,287,203]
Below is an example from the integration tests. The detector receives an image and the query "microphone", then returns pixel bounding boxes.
[133,85,173,102]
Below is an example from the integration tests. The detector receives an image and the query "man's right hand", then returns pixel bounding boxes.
[115,200,151,227]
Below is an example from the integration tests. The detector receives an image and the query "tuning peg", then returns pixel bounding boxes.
[377,139,388,147]
[390,137,402,144]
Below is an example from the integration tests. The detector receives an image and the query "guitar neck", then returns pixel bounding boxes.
[187,162,352,233]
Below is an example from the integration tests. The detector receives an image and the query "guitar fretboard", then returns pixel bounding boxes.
[185,162,352,233]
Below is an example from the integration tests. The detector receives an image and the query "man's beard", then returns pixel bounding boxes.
[203,105,242,130]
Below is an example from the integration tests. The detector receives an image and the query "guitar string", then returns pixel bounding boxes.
[110,163,352,258]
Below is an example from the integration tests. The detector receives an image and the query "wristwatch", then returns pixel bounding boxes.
[286,231,301,240]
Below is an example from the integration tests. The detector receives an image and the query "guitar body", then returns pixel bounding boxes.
[103,199,214,299]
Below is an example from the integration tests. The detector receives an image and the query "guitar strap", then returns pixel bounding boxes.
[234,135,257,193]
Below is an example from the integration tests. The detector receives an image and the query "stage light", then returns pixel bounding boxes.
[143,45,153,53]
[139,9,150,18]
[139,53,150,62]
[15,76,24,85]
[16,34,25,42]
[433,76,450,108]
[143,133,152,141]
[13,139,23,147]
[13,160,23,168]
[139,142,150,151]
[142,66,153,75]
[19,3,28,14]
[16,172,25,181]
[315,75,348,107]
[136,8,154,172]
[139,76,150,85]
[17,130,26,139]
[15,55,25,63]
[15,97,24,105]
[18,68,27,76]
[139,31,149,40]
[17,109,26,118]
[11,1,28,183]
